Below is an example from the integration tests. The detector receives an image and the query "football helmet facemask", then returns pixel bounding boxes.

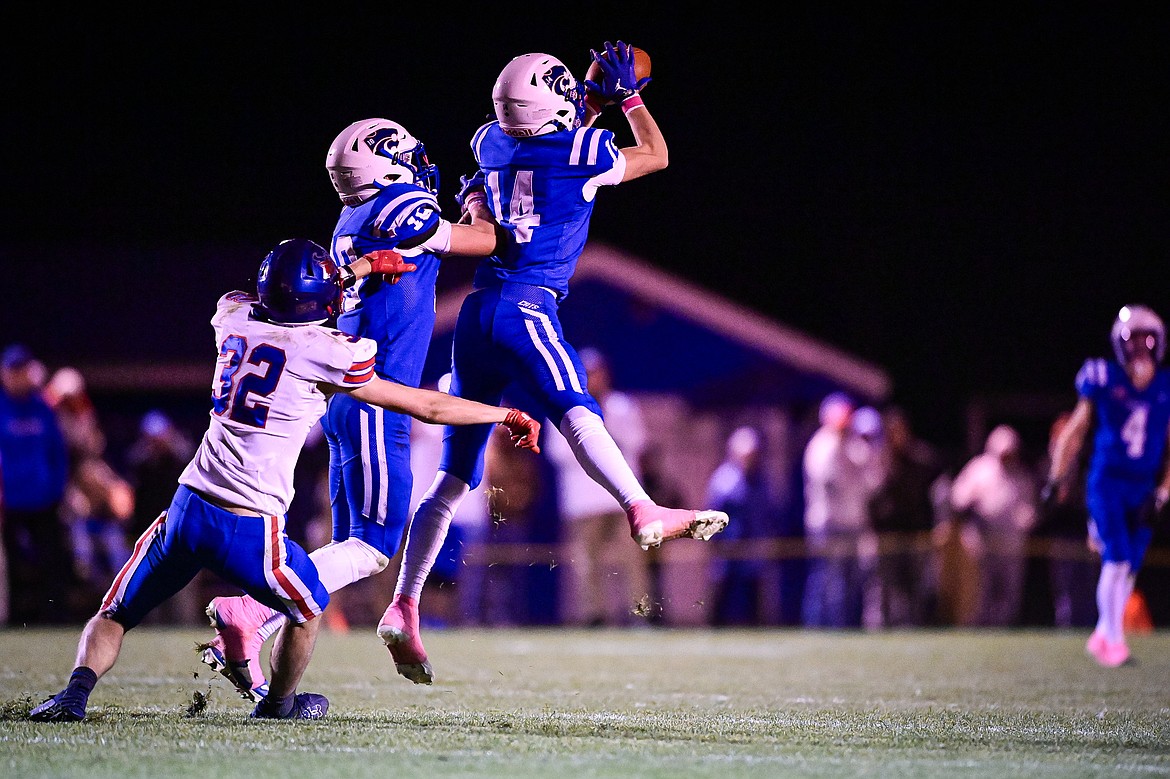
[257,238,342,325]
[492,53,585,138]
[1112,304,1166,365]
[326,118,439,206]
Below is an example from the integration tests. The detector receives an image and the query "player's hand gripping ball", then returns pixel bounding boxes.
[585,42,651,106]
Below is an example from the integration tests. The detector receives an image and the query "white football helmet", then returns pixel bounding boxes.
[325,118,439,206]
[492,53,585,137]
[1112,304,1166,364]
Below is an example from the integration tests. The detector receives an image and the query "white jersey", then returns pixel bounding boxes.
[180,291,377,515]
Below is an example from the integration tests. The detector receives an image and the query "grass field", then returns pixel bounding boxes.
[1,626,1167,778]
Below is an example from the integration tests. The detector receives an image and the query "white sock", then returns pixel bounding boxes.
[560,406,650,510]
[1111,567,1135,642]
[255,539,389,645]
[311,538,390,593]
[395,472,470,601]
[1096,561,1129,642]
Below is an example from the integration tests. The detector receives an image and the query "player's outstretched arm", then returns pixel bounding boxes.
[339,250,418,287]
[343,377,540,451]
[1043,397,1093,502]
[585,41,667,181]
[447,172,507,256]
[618,102,667,181]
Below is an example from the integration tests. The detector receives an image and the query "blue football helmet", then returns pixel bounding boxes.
[326,118,439,206]
[1112,304,1165,365]
[257,238,341,324]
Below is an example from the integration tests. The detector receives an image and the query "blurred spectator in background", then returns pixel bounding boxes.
[1034,411,1097,628]
[705,425,778,626]
[949,424,1038,627]
[127,411,195,540]
[801,393,883,628]
[545,348,651,628]
[635,443,686,625]
[45,367,133,601]
[0,344,74,624]
[44,368,105,463]
[0,451,6,624]
[867,406,942,627]
[850,406,886,629]
[126,410,198,624]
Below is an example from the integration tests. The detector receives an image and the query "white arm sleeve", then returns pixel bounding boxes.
[418,219,452,254]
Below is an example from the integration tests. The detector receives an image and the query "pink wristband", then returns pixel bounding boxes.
[620,95,645,114]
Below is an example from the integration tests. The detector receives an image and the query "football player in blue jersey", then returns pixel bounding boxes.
[378,42,730,684]
[199,117,511,699]
[28,239,541,722]
[1043,304,1170,667]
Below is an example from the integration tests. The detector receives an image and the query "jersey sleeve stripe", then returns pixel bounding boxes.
[374,192,439,234]
[586,129,603,165]
[343,368,375,385]
[349,356,375,370]
[569,128,588,165]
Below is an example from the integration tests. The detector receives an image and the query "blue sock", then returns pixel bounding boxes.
[260,694,294,718]
[66,667,98,704]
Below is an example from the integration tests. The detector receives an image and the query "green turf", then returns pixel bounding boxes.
[1,627,1167,777]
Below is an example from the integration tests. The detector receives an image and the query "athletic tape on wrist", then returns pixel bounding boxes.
[621,95,645,114]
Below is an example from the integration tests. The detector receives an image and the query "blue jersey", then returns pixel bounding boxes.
[469,120,626,299]
[331,182,444,387]
[1076,357,1170,481]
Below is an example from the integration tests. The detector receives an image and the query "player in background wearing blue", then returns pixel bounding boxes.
[28,239,540,722]
[1043,304,1170,667]
[378,42,730,684]
[199,118,510,700]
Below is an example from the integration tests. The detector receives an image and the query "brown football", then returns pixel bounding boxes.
[585,46,651,106]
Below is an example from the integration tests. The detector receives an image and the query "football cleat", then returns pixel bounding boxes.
[199,596,274,701]
[1085,629,1107,660]
[199,639,270,701]
[1095,638,1131,668]
[28,690,86,722]
[250,692,329,720]
[626,501,730,550]
[377,594,434,685]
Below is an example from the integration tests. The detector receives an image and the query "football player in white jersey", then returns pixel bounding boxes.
[197,117,507,701]
[28,239,540,722]
[379,42,730,684]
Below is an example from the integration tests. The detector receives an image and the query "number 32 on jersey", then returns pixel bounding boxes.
[212,335,287,428]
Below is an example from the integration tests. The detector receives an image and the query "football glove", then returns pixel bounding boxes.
[584,41,651,105]
[500,409,541,453]
[455,170,487,212]
[363,250,417,284]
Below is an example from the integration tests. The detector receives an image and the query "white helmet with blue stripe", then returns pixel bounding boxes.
[326,118,439,206]
[492,53,585,138]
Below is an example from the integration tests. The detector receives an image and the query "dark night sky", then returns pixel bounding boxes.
[6,8,1169,455]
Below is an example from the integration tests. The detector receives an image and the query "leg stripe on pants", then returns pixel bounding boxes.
[358,405,390,524]
[102,512,167,611]
[264,514,322,621]
[521,307,583,393]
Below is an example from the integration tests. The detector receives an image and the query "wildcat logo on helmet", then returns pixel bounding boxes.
[542,65,580,104]
[367,127,405,158]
